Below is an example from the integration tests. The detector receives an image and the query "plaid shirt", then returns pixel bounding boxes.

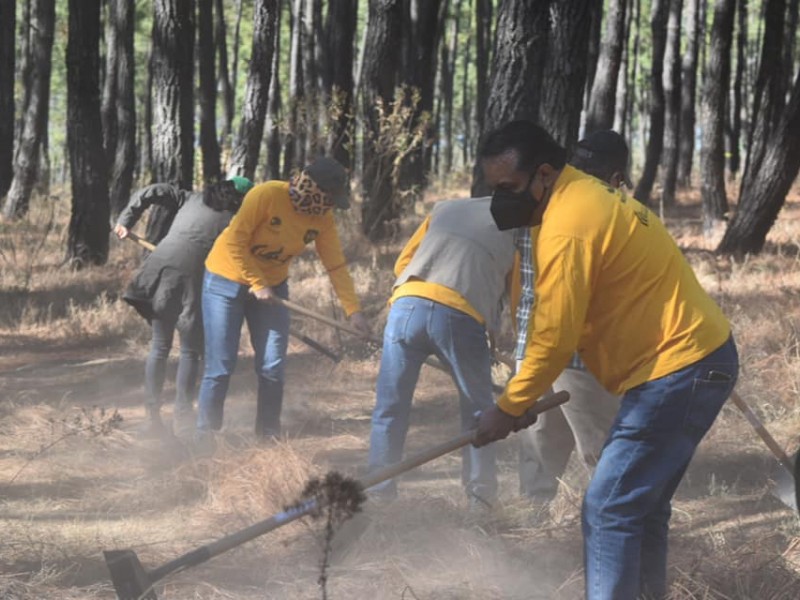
[514,227,585,371]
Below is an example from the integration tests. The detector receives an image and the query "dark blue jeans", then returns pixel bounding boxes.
[368,296,497,503]
[145,314,202,410]
[582,336,738,600]
[196,271,289,432]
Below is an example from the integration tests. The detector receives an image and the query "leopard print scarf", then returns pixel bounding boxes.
[289,171,332,216]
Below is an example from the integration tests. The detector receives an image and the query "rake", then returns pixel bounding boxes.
[104,391,569,599]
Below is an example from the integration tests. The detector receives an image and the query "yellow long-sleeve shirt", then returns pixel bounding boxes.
[205,181,361,316]
[499,166,731,416]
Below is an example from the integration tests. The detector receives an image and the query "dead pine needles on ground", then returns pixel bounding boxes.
[2,187,800,598]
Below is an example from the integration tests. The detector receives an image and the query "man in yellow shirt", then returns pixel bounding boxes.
[367,197,516,509]
[474,121,738,600]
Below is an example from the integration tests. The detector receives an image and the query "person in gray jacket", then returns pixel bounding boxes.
[114,177,253,435]
[517,130,630,506]
[367,197,516,508]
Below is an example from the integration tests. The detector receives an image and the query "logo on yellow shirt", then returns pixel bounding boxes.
[252,245,292,263]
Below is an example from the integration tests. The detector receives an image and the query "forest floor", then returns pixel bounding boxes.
[2,181,800,599]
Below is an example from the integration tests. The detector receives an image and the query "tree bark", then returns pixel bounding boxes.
[784,0,798,94]
[586,0,629,133]
[198,0,221,182]
[301,0,320,158]
[3,0,54,220]
[108,0,136,218]
[613,0,634,136]
[399,0,445,192]
[229,0,277,180]
[142,44,153,180]
[215,0,234,145]
[472,0,550,196]
[677,0,703,188]
[633,0,669,203]
[700,0,735,230]
[283,0,305,177]
[0,0,15,200]
[726,0,746,177]
[661,0,684,207]
[718,68,800,255]
[627,0,642,146]
[743,0,787,190]
[147,0,194,244]
[538,0,596,149]
[584,0,603,111]
[264,0,283,180]
[323,0,357,169]
[101,0,118,160]
[360,0,403,241]
[66,0,110,268]
[441,1,461,175]
[474,0,492,139]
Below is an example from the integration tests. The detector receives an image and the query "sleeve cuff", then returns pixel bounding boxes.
[496,392,533,417]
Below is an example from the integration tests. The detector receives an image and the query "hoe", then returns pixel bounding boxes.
[104,391,570,600]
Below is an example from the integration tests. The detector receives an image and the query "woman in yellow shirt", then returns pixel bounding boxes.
[196,158,369,439]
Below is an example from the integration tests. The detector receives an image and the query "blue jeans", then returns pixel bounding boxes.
[368,296,497,503]
[582,336,738,600]
[145,315,202,409]
[196,271,290,432]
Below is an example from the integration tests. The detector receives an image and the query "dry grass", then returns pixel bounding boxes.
[2,183,800,598]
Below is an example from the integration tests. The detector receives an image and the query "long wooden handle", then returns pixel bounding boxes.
[729,391,795,476]
[125,231,156,252]
[148,390,571,584]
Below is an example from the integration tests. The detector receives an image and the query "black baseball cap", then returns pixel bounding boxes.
[304,157,351,209]
[572,130,632,187]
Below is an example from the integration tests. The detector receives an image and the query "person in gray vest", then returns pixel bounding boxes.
[517,130,630,506]
[114,177,254,435]
[367,197,516,509]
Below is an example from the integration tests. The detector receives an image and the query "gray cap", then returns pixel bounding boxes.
[304,157,350,209]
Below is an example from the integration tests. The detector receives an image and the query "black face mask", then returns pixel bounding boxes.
[490,173,538,231]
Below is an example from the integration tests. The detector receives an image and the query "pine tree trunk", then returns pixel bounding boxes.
[229,0,277,180]
[147,0,194,244]
[661,0,683,207]
[626,0,642,145]
[2,0,54,220]
[66,0,110,268]
[215,0,234,145]
[109,0,135,218]
[231,0,243,98]
[399,0,445,194]
[472,0,550,196]
[718,69,800,255]
[726,0,746,177]
[784,0,798,93]
[142,46,153,180]
[0,0,15,200]
[474,0,492,140]
[742,0,787,190]
[633,0,669,204]
[586,0,629,133]
[538,0,596,149]
[323,0,357,169]
[264,0,283,180]
[360,0,403,241]
[198,0,221,182]
[700,0,735,230]
[283,0,305,176]
[101,0,118,159]
[442,2,461,175]
[677,0,703,188]
[301,0,320,158]
[584,1,603,111]
[613,0,634,135]
[462,17,473,166]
